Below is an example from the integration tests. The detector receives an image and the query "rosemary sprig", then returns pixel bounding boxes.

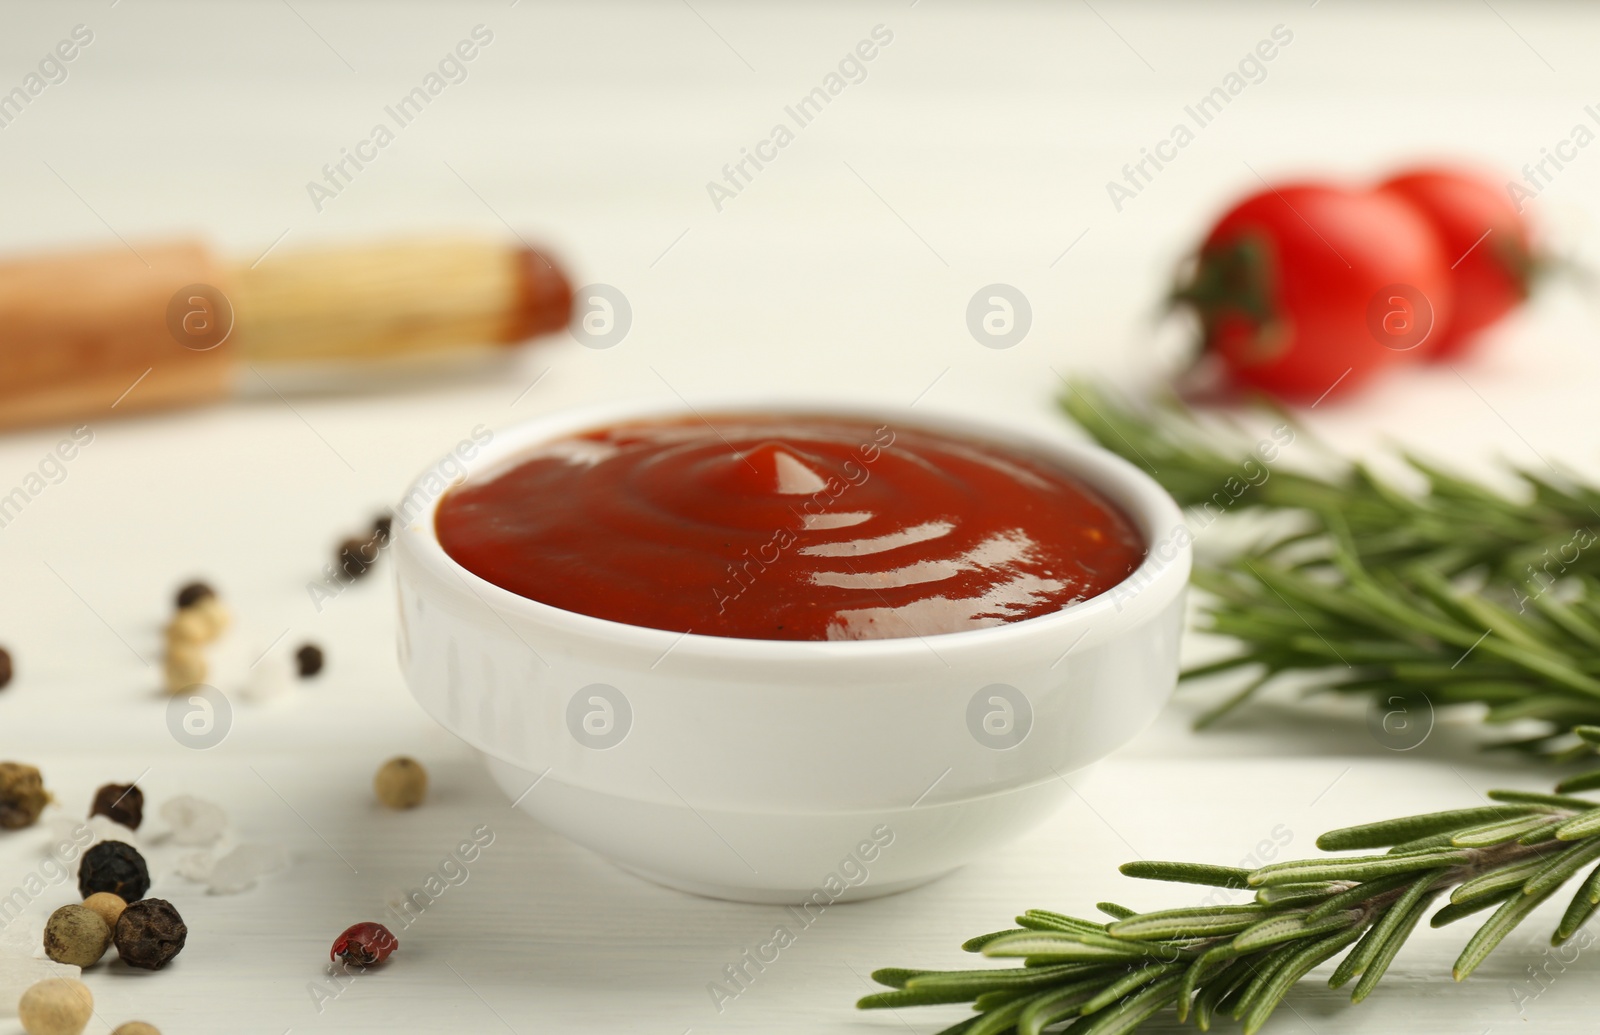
[1062,381,1600,581]
[1060,381,1600,752]
[858,731,1600,1034]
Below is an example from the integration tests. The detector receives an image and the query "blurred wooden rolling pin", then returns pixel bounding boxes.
[0,237,572,429]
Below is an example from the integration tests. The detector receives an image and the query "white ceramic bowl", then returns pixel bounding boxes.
[393,399,1189,903]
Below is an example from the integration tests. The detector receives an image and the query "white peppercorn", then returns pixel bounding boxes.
[17,978,93,1035]
[82,891,127,932]
[374,757,427,809]
[162,645,206,694]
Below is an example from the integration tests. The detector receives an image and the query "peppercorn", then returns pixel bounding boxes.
[190,595,230,640]
[169,588,227,644]
[339,536,377,579]
[330,921,397,966]
[295,643,324,678]
[77,841,150,902]
[174,581,214,609]
[164,607,209,644]
[114,898,187,971]
[373,513,393,544]
[0,761,50,829]
[374,757,427,809]
[90,783,144,830]
[162,643,206,694]
[17,978,93,1035]
[0,645,13,690]
[82,892,127,932]
[111,1025,161,1035]
[43,904,111,968]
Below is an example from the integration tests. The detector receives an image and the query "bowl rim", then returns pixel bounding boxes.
[393,396,1190,661]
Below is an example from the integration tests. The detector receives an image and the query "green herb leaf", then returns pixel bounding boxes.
[1108,904,1271,941]
[1349,874,1444,1003]
[1249,848,1469,886]
[1454,881,1561,981]
[1117,861,1252,888]
[1555,808,1600,840]
[1317,807,1535,851]
[1244,924,1368,1033]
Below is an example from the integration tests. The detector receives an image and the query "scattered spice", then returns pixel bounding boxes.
[161,644,206,695]
[90,783,144,830]
[372,514,393,545]
[0,762,50,830]
[164,583,226,694]
[114,899,187,971]
[295,644,324,679]
[330,922,397,966]
[0,646,12,690]
[17,978,93,1035]
[111,1025,161,1035]
[164,608,209,644]
[374,757,427,809]
[174,581,215,609]
[77,841,150,902]
[338,536,378,579]
[189,595,230,640]
[168,585,227,644]
[42,905,110,968]
[81,892,127,932]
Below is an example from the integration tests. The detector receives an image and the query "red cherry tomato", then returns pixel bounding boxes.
[1178,182,1453,402]
[1378,167,1533,360]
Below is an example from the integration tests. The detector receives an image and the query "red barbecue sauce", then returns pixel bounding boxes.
[435,416,1145,641]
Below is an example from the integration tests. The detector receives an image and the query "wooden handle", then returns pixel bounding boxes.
[0,237,572,430]
[0,241,236,429]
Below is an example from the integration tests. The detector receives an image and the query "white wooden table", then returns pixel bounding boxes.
[4,2,1600,1031]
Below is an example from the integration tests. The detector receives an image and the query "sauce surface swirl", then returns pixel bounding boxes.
[435,416,1145,641]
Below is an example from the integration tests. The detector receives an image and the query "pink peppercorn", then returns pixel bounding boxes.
[330,922,398,966]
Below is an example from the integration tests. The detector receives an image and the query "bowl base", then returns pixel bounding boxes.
[611,861,954,905]
[484,753,1074,906]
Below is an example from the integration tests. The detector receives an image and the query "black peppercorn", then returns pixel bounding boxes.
[338,536,377,579]
[372,514,393,545]
[78,841,150,902]
[0,646,12,690]
[90,783,144,830]
[295,643,325,678]
[114,898,187,970]
[174,581,215,610]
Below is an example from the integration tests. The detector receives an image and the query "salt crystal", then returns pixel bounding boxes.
[0,956,79,1016]
[207,843,289,894]
[0,917,37,955]
[161,796,228,846]
[173,850,217,883]
[239,649,294,703]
